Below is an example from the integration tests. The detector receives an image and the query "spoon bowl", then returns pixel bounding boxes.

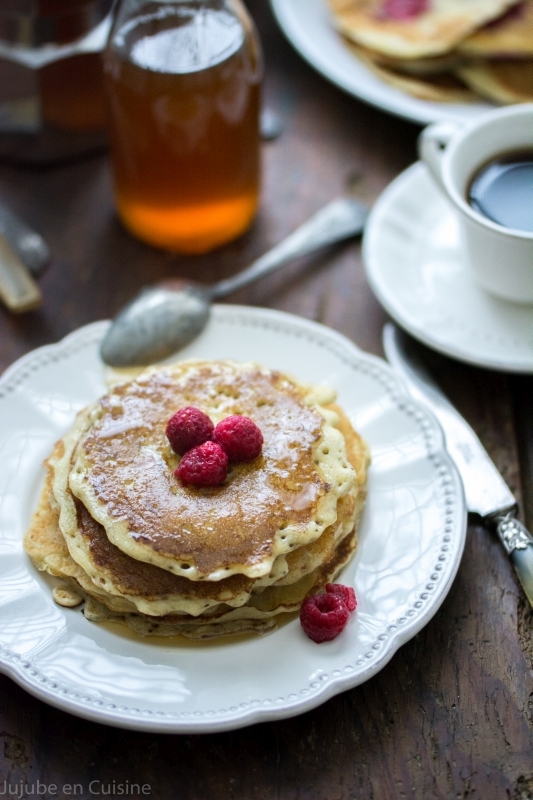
[101,281,212,367]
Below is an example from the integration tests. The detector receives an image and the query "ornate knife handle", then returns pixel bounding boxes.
[493,511,533,554]
[492,511,533,607]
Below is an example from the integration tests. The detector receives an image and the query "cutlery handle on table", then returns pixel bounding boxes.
[210,198,368,300]
[493,512,533,607]
[0,202,50,276]
[0,233,42,313]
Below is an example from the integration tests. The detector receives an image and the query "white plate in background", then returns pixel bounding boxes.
[270,0,491,125]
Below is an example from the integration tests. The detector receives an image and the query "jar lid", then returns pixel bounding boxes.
[0,0,113,47]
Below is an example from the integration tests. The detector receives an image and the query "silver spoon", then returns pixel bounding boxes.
[100,197,369,367]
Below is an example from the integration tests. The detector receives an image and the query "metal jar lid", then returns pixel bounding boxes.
[0,0,113,47]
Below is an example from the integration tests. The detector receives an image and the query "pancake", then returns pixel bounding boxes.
[46,399,366,617]
[26,467,361,634]
[347,41,475,100]
[68,361,357,581]
[459,1,533,57]
[327,0,519,59]
[25,431,366,637]
[52,423,258,615]
[353,46,465,75]
[25,360,369,639]
[456,59,533,102]
[24,454,137,613]
[79,528,359,639]
[52,465,359,617]
[33,515,359,639]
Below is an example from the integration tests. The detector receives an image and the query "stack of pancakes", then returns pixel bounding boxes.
[328,0,533,104]
[25,360,369,639]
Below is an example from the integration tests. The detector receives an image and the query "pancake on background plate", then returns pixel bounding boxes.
[458,0,533,57]
[327,0,519,58]
[327,0,532,103]
[456,59,533,102]
[25,360,369,639]
[346,41,476,101]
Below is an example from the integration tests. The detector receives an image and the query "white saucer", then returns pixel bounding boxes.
[363,162,533,373]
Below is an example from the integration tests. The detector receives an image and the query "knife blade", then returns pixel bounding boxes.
[383,322,533,607]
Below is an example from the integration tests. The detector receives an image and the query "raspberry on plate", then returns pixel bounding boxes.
[166,406,214,455]
[175,441,228,487]
[299,592,350,643]
[326,583,357,612]
[212,415,263,462]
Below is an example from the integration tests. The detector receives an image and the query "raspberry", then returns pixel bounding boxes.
[379,0,429,20]
[299,592,350,643]
[212,415,263,462]
[166,407,214,455]
[326,583,357,612]
[175,441,228,486]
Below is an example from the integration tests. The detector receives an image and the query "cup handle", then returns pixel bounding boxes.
[418,121,462,190]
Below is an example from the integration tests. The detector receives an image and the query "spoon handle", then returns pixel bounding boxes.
[210,197,368,300]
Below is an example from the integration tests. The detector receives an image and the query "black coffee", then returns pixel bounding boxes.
[467,151,533,233]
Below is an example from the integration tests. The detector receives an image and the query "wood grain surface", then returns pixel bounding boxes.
[0,3,532,798]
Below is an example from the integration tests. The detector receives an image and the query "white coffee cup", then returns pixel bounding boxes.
[418,103,533,304]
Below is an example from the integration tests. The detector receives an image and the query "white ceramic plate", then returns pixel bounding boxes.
[363,162,533,373]
[0,307,466,733]
[270,0,492,125]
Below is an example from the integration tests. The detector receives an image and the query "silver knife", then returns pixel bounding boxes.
[383,322,533,607]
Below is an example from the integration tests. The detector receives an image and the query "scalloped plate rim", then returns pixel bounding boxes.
[0,307,467,732]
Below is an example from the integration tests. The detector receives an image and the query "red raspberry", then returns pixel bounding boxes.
[299,592,350,643]
[212,415,263,462]
[326,583,357,612]
[175,441,228,486]
[379,0,429,21]
[166,407,214,455]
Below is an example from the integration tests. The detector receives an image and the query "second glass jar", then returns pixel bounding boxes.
[104,0,263,254]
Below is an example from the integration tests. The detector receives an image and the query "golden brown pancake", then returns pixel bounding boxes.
[459,0,533,57]
[347,41,475,101]
[69,361,356,581]
[57,477,358,615]
[79,528,359,639]
[327,0,520,59]
[25,361,369,639]
[26,458,362,635]
[353,46,466,75]
[456,59,533,102]
[47,401,365,617]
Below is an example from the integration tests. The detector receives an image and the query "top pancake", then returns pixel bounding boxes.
[69,361,356,581]
[328,0,520,58]
[49,398,364,617]
[459,0,533,57]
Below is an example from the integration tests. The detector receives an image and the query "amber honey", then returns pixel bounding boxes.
[104,3,262,254]
[41,52,107,131]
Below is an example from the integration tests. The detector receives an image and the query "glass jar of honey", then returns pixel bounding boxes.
[0,0,112,164]
[103,0,263,254]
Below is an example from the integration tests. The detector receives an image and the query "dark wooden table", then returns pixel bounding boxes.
[1,3,532,798]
